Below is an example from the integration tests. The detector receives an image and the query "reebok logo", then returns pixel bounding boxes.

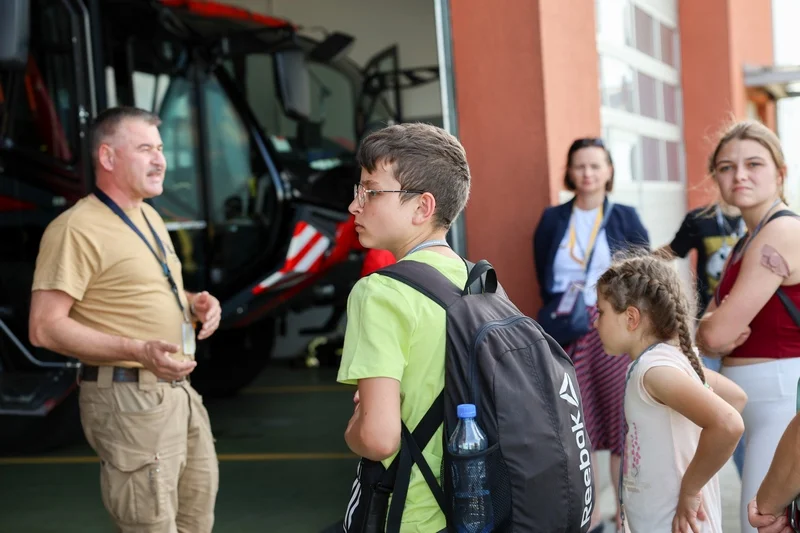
[560,373,579,407]
[560,373,593,527]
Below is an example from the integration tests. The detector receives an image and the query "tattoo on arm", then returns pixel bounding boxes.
[760,244,791,278]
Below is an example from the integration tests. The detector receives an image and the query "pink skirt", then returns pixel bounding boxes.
[567,306,629,455]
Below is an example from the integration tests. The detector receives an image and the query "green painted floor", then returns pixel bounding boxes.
[0,364,358,533]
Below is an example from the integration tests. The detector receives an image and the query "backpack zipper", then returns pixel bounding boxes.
[469,315,531,407]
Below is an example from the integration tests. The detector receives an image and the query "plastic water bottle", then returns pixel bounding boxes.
[448,403,494,533]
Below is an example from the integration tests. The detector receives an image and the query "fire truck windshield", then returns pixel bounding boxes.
[225,53,366,169]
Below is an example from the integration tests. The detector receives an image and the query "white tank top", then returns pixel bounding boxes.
[552,206,611,306]
[622,344,723,533]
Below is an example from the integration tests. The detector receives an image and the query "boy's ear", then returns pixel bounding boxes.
[412,192,437,224]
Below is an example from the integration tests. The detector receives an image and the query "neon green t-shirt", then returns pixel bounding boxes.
[337,250,467,533]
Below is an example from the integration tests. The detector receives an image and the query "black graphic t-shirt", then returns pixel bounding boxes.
[669,206,745,316]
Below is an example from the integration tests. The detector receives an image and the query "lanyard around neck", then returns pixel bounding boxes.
[405,239,450,258]
[93,188,187,317]
[568,205,604,268]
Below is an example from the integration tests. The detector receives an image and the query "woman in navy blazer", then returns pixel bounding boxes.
[533,138,649,533]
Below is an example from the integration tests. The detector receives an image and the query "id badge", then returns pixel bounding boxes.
[556,281,584,316]
[182,321,196,356]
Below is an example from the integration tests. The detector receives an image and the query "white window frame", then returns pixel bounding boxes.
[597,0,685,187]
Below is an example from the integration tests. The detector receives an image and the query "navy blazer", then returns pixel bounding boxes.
[533,197,650,305]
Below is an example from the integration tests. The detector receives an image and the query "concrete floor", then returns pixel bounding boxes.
[0,362,746,533]
[0,364,358,533]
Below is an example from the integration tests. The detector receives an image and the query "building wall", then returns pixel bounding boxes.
[680,0,774,210]
[451,0,601,316]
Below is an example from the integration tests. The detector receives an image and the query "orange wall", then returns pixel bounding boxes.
[680,0,774,209]
[451,0,601,315]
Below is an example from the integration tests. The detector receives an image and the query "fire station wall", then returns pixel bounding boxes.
[679,0,774,210]
[219,0,442,122]
[450,0,602,316]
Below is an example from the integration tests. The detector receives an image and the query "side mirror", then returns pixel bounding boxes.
[273,48,311,122]
[0,0,30,70]
[309,32,354,63]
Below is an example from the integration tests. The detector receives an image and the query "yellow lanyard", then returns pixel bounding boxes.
[568,206,603,268]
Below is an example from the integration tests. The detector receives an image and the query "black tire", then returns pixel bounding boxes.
[190,319,276,398]
[0,388,83,456]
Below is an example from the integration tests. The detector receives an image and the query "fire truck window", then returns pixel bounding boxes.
[149,77,203,223]
[6,0,76,162]
[234,54,357,157]
[203,77,254,223]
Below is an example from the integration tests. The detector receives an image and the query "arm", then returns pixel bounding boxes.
[704,369,748,413]
[30,289,145,363]
[757,413,800,515]
[345,377,402,461]
[29,290,195,380]
[696,219,798,354]
[644,366,744,499]
[185,290,221,340]
[337,276,412,461]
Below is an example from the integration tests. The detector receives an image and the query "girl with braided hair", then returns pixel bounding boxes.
[594,255,747,533]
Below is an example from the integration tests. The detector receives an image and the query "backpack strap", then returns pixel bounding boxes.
[763,210,800,413]
[376,259,463,309]
[383,391,448,533]
[378,257,500,308]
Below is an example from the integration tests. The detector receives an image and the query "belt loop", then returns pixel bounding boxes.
[97,366,114,389]
[138,368,158,391]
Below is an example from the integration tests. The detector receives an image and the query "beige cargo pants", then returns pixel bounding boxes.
[79,367,219,533]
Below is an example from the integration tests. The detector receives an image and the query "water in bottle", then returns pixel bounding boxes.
[448,403,494,533]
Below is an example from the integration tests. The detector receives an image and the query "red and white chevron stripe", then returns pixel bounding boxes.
[252,221,330,294]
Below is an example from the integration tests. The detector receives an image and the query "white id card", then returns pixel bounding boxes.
[556,281,584,316]
[182,321,196,356]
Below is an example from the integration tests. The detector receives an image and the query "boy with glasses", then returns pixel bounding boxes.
[338,123,470,532]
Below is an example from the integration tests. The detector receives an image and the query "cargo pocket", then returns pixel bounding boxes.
[444,443,512,532]
[89,386,174,526]
[100,452,165,525]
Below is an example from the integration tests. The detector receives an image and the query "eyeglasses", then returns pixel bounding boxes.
[353,183,425,208]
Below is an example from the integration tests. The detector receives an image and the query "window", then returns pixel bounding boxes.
[600,57,636,113]
[634,7,655,58]
[203,77,256,224]
[6,0,78,162]
[596,0,683,183]
[596,0,634,47]
[149,77,203,222]
[231,54,358,161]
[637,72,658,119]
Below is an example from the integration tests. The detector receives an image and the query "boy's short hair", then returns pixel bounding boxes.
[357,123,471,229]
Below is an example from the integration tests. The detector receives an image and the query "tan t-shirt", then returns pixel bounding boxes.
[32,195,192,368]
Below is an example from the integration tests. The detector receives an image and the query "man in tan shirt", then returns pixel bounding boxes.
[29,106,221,533]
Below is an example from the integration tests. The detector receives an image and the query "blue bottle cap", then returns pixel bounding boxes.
[457,404,476,419]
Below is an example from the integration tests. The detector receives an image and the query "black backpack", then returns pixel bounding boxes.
[341,259,595,533]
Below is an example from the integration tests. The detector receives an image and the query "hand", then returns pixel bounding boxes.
[672,491,706,533]
[748,498,793,533]
[191,291,221,340]
[135,339,196,381]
